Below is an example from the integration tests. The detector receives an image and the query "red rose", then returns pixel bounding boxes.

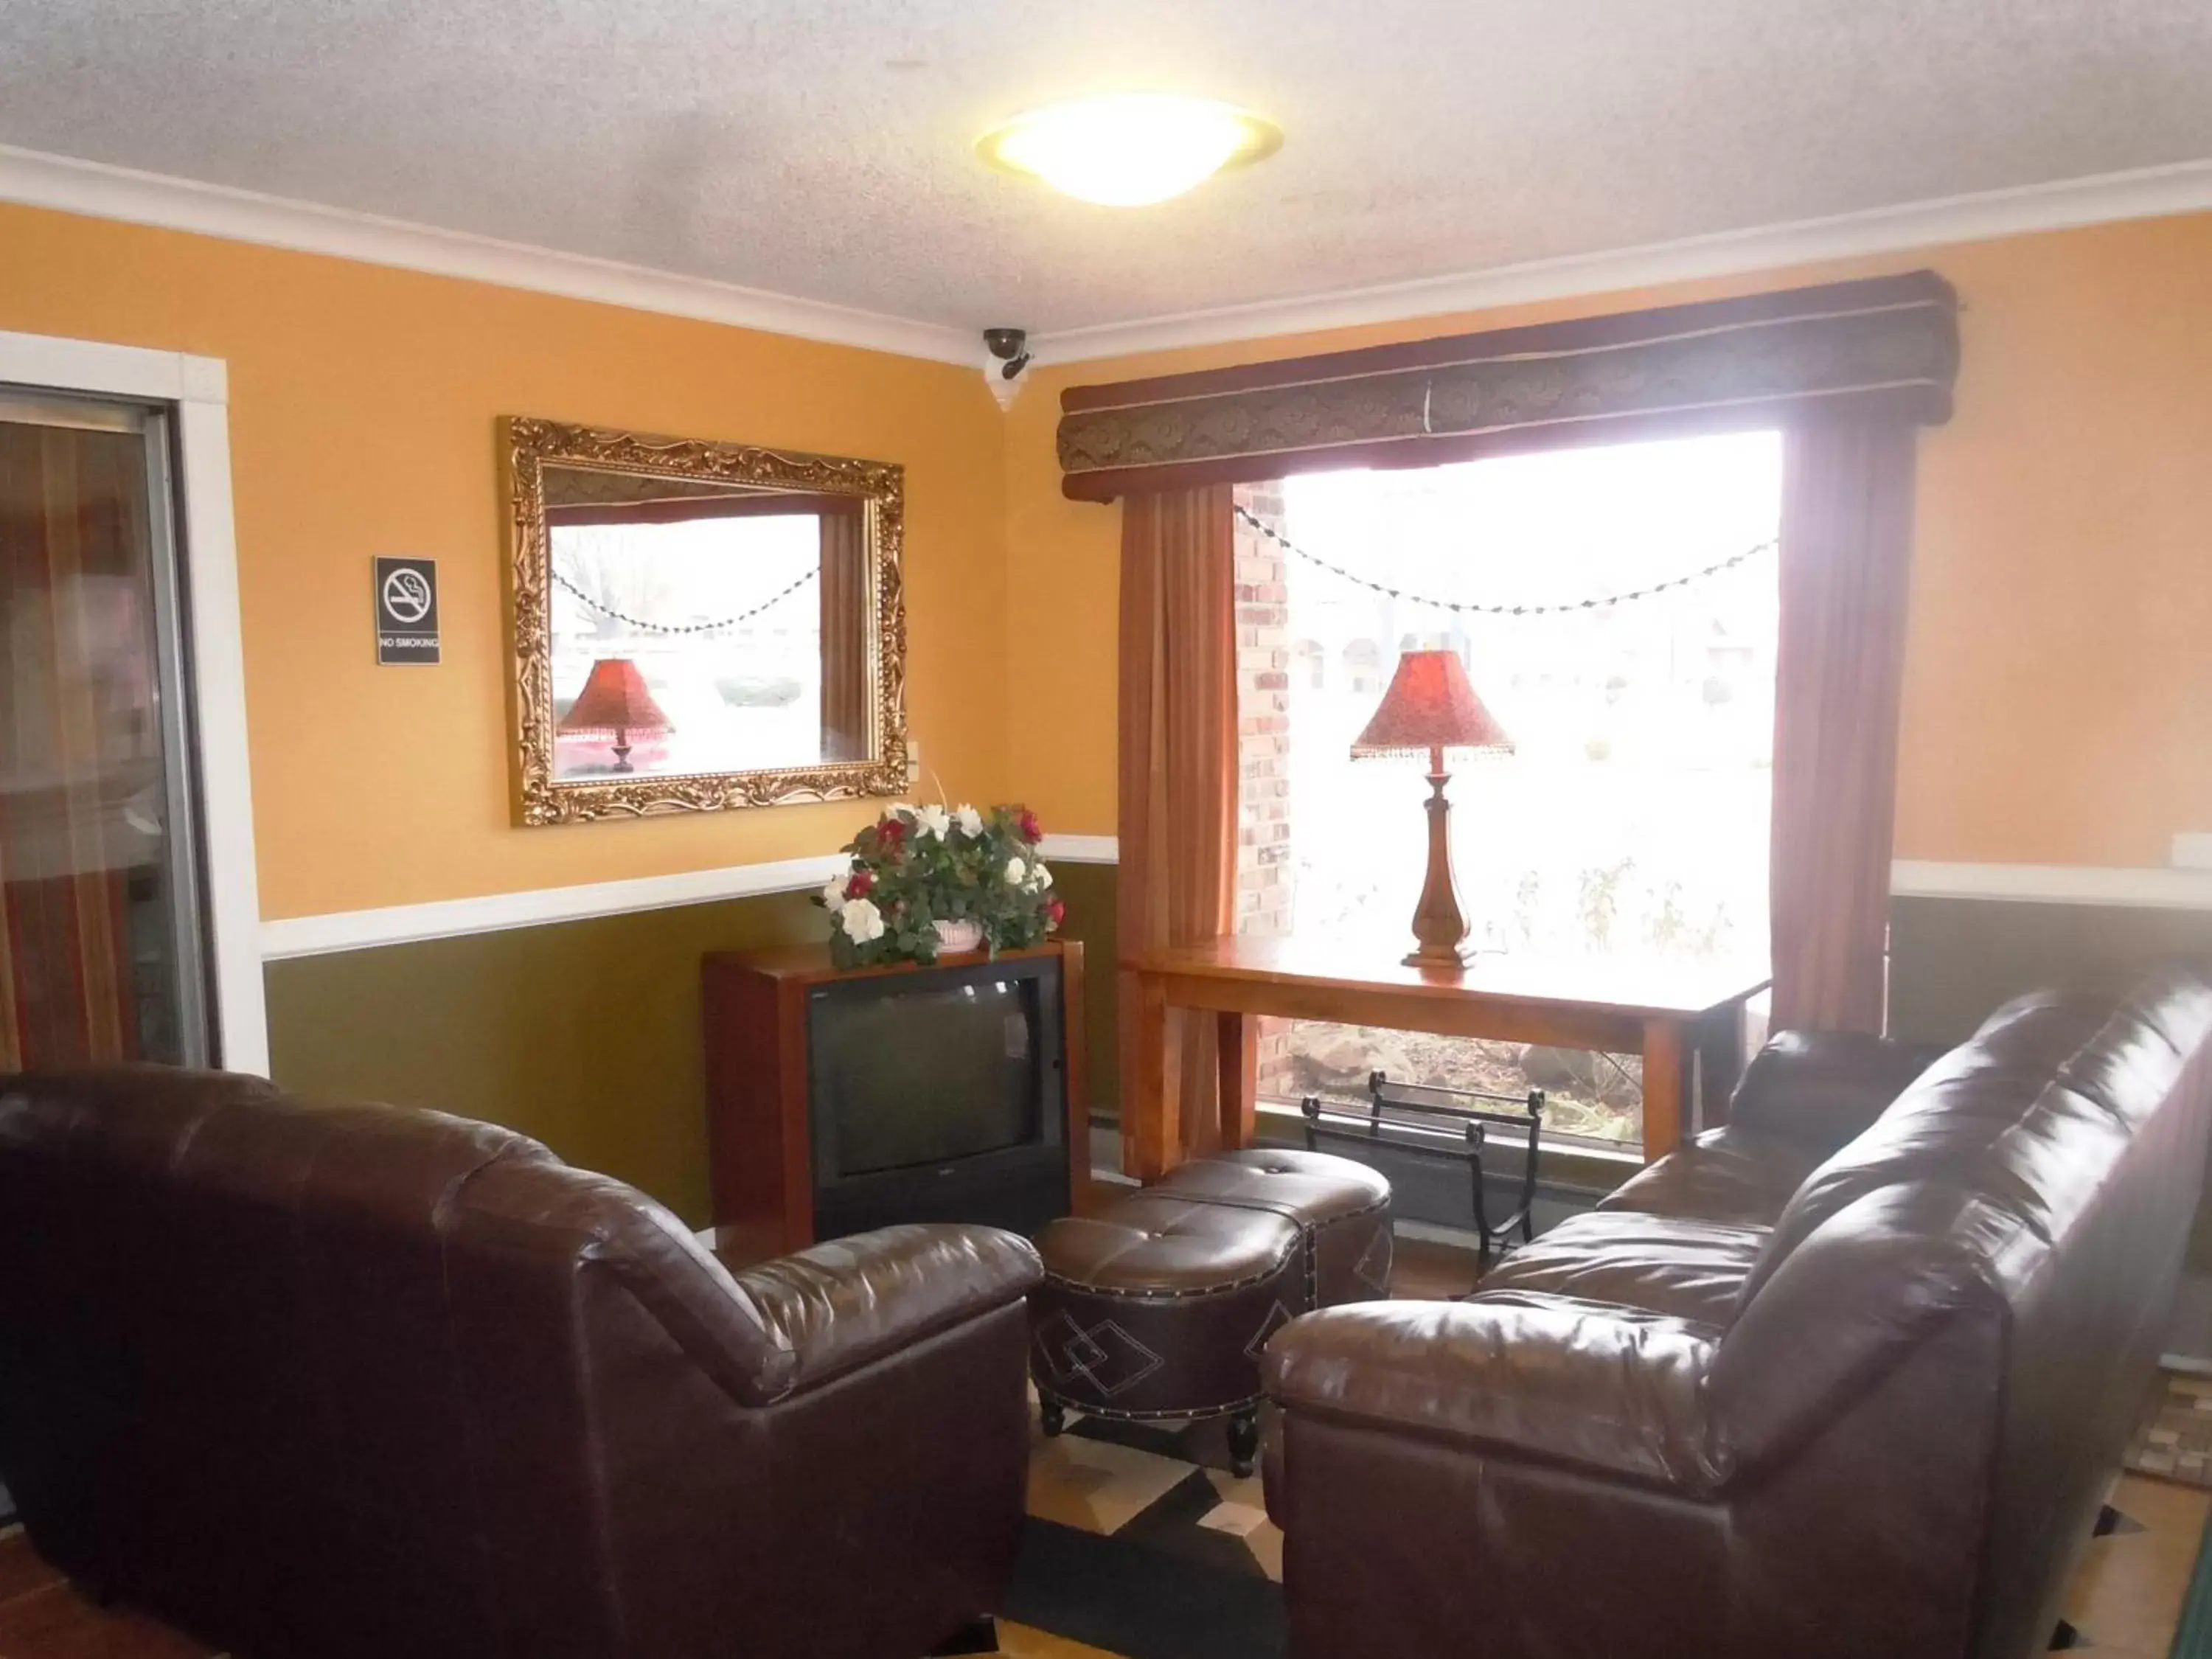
[1045,896,1065,929]
[846,869,874,899]
[877,816,906,847]
[1018,809,1043,844]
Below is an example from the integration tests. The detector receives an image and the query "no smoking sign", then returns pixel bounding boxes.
[374,557,440,666]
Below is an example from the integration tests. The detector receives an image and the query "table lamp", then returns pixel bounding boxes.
[1351,649,1513,968]
[559,656,673,773]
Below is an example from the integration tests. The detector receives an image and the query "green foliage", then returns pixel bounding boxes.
[814,804,1061,969]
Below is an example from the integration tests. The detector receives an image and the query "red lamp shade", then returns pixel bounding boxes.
[1351,649,1512,759]
[558,657,674,739]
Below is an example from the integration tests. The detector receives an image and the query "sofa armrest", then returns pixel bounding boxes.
[1262,1292,1730,1493]
[728,1222,1043,1401]
[1726,1031,1945,1154]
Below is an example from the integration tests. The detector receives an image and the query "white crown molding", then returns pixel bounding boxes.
[10,143,2211,378]
[0,144,974,366]
[1890,860,2212,912]
[260,854,847,960]
[1027,158,2212,367]
[1039,832,1119,863]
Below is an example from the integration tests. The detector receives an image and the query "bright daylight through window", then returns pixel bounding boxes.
[1245,431,1783,1146]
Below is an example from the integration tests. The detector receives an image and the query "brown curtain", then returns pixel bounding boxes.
[1118,486,1239,1176]
[0,423,150,1069]
[1770,418,1919,1034]
[819,507,869,762]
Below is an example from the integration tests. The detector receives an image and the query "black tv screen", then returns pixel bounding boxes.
[810,973,1046,1179]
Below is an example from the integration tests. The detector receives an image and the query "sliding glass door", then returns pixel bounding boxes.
[0,388,211,1068]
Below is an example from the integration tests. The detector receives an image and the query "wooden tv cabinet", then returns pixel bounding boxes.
[700,939,1087,1265]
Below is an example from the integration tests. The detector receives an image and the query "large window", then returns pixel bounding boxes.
[1251,430,1782,1144]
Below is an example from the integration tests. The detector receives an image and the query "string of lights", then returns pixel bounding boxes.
[551,566,818,635]
[1232,504,1774,616]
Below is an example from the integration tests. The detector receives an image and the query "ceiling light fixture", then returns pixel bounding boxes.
[977,93,1282,207]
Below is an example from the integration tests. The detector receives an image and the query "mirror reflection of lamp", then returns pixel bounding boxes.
[558,657,674,773]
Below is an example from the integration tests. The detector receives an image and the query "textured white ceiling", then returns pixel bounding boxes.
[1,0,2208,337]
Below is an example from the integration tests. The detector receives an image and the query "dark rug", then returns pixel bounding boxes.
[2173,1503,2212,1659]
[1015,1410,1284,1659]
[1005,1517,1284,1659]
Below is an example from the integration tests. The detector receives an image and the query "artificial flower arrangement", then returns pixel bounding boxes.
[816,801,1063,968]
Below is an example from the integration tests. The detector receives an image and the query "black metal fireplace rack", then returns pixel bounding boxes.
[1298,1071,1545,1271]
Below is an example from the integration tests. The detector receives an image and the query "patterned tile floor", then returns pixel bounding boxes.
[2132,1370,2212,1488]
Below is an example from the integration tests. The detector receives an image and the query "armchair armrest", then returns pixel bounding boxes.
[1726,1031,1945,1154]
[728,1222,1043,1401]
[1262,1293,1731,1493]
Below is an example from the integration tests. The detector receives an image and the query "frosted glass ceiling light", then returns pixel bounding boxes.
[978,94,1282,206]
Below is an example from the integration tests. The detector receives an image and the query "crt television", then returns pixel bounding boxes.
[701,942,1082,1258]
[807,952,1068,1239]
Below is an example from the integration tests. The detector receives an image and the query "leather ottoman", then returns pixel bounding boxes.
[1028,1149,1391,1474]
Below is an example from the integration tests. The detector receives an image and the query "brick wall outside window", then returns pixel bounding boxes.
[1231,484,1295,1096]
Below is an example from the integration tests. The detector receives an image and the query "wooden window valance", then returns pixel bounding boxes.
[1056,271,1959,501]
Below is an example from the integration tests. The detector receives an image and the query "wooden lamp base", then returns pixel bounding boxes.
[1405,748,1474,970]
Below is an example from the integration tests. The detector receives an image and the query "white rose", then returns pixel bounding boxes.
[840,897,885,943]
[820,876,848,914]
[914,804,951,839]
[954,804,984,838]
[1030,861,1054,891]
[1004,857,1028,886]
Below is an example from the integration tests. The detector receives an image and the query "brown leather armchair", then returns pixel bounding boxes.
[1262,973,2212,1659]
[0,1066,1043,1659]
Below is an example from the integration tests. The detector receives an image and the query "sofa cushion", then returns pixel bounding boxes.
[1723,1030,1946,1154]
[1475,1210,1769,1327]
[1153,1146,1392,1226]
[1739,971,2212,1309]
[1598,1126,1828,1230]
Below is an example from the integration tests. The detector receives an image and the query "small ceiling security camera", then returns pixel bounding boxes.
[983,327,1031,380]
[981,327,1032,410]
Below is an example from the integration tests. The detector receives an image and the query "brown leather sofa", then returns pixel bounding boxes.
[1263,972,2212,1659]
[0,1066,1043,1659]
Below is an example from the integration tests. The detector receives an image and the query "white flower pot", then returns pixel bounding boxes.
[933,918,984,953]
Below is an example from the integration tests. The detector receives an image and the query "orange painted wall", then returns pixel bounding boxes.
[1005,211,2212,869]
[4,198,2206,920]
[0,201,1009,919]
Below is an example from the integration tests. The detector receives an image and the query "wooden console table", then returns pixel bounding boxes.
[1128,936,1769,1179]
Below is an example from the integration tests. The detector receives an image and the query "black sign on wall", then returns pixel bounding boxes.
[374,557,440,666]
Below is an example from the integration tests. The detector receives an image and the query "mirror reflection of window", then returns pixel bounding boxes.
[539,468,869,782]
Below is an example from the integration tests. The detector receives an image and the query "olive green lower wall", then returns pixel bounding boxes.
[1051,860,1120,1121]
[265,891,827,1225]
[261,863,1125,1228]
[260,868,2208,1237]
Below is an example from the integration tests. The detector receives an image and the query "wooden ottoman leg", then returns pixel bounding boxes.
[1228,1408,1260,1478]
[1040,1397,1066,1437]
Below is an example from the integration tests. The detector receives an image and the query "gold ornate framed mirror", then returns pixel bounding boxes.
[503,417,907,825]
